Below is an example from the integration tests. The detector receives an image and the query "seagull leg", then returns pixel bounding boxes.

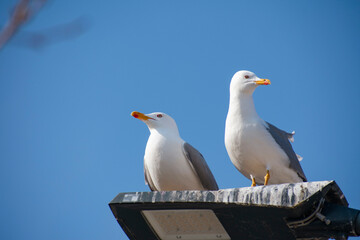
[264,170,270,186]
[250,174,256,187]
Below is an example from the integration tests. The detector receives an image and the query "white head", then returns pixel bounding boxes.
[131,111,180,136]
[230,70,271,96]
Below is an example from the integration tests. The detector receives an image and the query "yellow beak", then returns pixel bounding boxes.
[131,111,154,121]
[254,79,271,85]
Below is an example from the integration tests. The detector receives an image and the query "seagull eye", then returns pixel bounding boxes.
[244,75,250,79]
[157,114,163,118]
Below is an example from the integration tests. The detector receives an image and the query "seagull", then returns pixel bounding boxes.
[225,70,307,186]
[131,111,219,191]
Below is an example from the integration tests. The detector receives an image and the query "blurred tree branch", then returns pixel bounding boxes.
[0,0,90,51]
[14,17,90,50]
[0,0,47,50]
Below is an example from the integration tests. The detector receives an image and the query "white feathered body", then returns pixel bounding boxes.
[144,131,204,191]
[225,96,303,185]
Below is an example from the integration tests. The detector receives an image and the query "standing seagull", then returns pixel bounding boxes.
[225,71,307,186]
[131,111,219,191]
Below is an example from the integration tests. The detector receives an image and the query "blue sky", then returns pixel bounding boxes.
[1,1,359,239]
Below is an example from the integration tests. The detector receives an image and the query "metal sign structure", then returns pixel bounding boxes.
[109,181,360,240]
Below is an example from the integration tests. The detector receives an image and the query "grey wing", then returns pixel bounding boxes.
[265,122,307,182]
[182,142,219,190]
[144,160,158,191]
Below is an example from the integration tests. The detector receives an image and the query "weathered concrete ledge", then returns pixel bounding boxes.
[110,181,347,208]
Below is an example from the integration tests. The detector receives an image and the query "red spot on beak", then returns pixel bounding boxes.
[133,114,139,118]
